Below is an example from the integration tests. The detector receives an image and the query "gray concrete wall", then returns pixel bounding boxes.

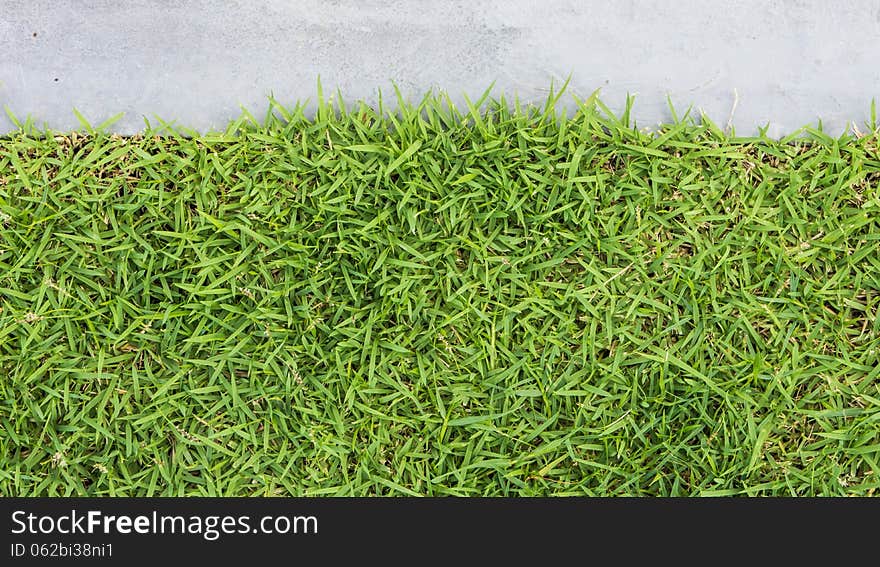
[2,0,879,136]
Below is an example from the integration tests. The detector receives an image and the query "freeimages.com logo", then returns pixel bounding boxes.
[10,510,318,541]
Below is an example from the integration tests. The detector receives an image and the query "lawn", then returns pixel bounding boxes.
[1,88,879,496]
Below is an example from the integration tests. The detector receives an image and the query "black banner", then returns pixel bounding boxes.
[0,498,873,563]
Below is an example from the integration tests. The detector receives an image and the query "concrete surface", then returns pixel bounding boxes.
[1,0,879,136]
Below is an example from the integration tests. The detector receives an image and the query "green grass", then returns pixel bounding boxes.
[1,88,879,496]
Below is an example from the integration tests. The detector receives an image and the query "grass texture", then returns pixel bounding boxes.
[1,88,880,496]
